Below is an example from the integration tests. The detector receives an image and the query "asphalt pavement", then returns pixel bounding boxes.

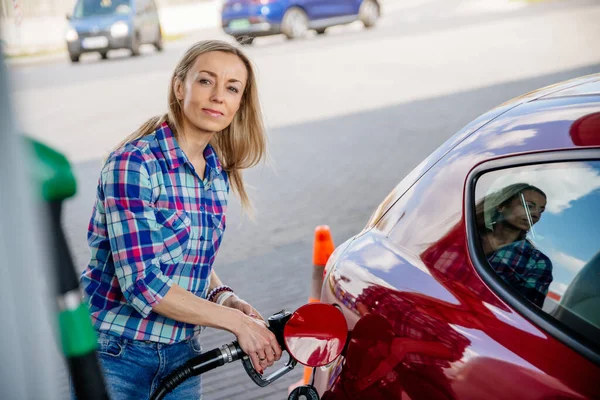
[6,0,600,398]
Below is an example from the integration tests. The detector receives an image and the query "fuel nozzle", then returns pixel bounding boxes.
[240,310,297,387]
[267,310,293,347]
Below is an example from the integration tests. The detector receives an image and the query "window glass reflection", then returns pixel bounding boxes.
[475,161,600,339]
[476,183,551,307]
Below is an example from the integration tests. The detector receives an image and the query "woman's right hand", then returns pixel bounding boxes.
[232,312,282,374]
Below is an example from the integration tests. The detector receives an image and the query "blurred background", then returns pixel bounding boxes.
[2,0,600,398]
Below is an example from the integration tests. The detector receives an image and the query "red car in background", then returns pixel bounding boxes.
[314,74,600,399]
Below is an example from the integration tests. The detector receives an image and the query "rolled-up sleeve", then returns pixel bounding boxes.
[102,149,174,317]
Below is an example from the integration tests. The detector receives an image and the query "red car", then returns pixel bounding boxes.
[314,74,600,399]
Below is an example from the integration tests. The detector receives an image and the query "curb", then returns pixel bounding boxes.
[4,48,68,66]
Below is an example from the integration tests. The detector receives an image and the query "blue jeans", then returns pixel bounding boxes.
[72,332,203,399]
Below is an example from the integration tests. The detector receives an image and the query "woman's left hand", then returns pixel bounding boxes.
[224,296,264,321]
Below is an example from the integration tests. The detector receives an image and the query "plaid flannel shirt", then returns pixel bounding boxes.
[81,122,228,343]
[487,240,553,307]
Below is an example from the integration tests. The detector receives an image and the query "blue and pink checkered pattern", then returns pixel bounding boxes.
[487,239,553,308]
[81,122,229,344]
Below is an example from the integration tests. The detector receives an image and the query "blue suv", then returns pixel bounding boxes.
[221,0,380,44]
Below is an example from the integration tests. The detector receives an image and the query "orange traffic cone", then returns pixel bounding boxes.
[288,225,335,394]
[310,225,335,303]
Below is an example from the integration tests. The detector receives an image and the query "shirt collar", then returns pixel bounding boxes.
[156,122,187,170]
[156,122,223,175]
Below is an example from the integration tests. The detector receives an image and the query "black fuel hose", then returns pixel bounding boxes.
[150,342,243,400]
[150,310,292,400]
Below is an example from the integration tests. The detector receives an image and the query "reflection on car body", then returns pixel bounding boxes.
[477,182,552,308]
[315,74,600,400]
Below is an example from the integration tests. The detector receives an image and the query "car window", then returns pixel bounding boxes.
[73,0,132,18]
[474,160,600,343]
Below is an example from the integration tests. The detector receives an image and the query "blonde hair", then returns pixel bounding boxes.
[113,40,267,212]
[476,183,547,232]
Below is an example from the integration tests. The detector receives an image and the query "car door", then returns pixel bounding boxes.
[146,0,160,42]
[462,154,600,399]
[134,0,151,42]
[298,0,354,20]
[335,0,358,16]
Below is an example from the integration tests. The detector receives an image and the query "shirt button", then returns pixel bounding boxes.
[200,206,205,211]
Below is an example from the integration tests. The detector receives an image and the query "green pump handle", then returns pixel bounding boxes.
[25,137,109,399]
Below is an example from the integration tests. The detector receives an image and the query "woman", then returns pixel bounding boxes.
[476,183,553,307]
[79,40,281,399]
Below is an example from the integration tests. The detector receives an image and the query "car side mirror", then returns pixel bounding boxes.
[570,112,600,146]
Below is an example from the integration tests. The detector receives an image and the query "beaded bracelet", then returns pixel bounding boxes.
[207,285,234,303]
